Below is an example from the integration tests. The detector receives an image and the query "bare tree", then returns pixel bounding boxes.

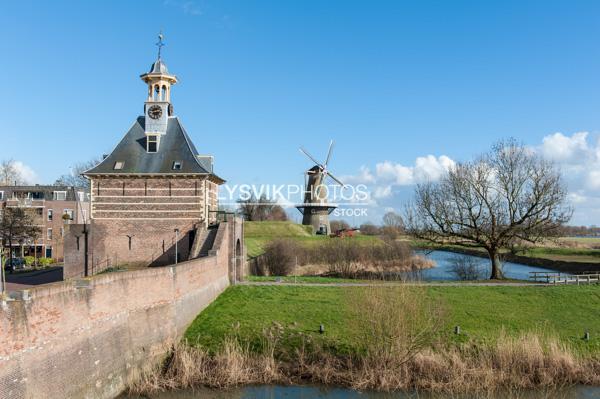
[0,208,42,271]
[406,139,571,279]
[54,158,101,189]
[382,211,404,240]
[237,194,288,221]
[0,160,25,185]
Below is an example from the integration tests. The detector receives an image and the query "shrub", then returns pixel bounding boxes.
[449,255,484,280]
[23,256,35,267]
[359,223,380,236]
[38,257,53,267]
[262,239,299,276]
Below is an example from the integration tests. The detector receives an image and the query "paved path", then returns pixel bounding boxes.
[240,280,550,287]
[4,266,63,291]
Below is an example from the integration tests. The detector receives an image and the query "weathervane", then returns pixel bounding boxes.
[156,31,165,59]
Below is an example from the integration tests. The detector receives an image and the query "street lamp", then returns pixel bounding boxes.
[174,228,179,265]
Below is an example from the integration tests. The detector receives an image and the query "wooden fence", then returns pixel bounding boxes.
[529,271,600,285]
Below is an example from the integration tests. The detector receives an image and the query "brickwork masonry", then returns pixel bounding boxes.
[0,222,235,399]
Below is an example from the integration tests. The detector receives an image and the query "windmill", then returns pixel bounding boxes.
[296,140,345,235]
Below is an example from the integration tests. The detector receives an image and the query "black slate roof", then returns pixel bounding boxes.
[85,116,224,182]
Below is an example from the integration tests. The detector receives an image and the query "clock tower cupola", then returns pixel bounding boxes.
[140,33,177,138]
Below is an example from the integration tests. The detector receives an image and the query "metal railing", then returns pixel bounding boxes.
[6,199,45,208]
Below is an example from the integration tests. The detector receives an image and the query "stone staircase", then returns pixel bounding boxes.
[188,224,219,260]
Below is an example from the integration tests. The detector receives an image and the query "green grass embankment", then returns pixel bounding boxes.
[185,284,600,355]
[245,221,381,257]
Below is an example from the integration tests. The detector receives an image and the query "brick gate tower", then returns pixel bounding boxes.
[68,35,225,273]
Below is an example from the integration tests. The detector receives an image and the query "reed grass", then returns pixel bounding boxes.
[127,333,600,395]
[127,284,600,395]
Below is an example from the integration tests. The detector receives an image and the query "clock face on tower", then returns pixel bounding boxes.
[148,105,163,120]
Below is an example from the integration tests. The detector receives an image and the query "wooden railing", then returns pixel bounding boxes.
[529,271,600,285]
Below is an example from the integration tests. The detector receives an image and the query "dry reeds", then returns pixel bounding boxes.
[127,285,599,396]
[256,238,431,278]
[128,334,600,395]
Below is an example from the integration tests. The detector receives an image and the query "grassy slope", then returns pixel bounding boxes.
[245,221,380,257]
[521,247,600,263]
[185,285,600,354]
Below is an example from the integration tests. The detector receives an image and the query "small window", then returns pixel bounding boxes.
[48,209,53,221]
[47,228,53,240]
[172,161,182,170]
[114,161,124,170]
[0,191,3,200]
[53,191,67,201]
[147,135,158,153]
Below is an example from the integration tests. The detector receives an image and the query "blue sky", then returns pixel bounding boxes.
[2,1,600,225]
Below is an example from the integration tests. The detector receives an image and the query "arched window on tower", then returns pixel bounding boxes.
[154,85,160,101]
[161,85,167,101]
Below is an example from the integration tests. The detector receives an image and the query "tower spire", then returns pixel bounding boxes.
[156,31,165,60]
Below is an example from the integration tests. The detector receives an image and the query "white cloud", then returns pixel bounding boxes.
[587,169,600,190]
[342,155,455,213]
[372,155,455,187]
[567,192,587,204]
[541,132,589,161]
[539,132,600,200]
[343,166,375,184]
[414,155,455,183]
[13,161,38,184]
[373,185,393,199]
[345,156,454,189]
[375,161,413,185]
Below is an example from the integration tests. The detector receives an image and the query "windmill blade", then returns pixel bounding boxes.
[326,172,345,187]
[324,140,334,167]
[299,147,323,168]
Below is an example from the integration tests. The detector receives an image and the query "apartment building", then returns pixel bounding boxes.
[0,185,90,261]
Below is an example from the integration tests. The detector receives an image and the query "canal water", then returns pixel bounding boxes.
[415,250,558,281]
[124,384,600,398]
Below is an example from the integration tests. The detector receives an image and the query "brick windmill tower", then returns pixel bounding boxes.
[296,141,344,235]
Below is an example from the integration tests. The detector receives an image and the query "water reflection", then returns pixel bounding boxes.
[123,384,600,399]
[414,250,558,281]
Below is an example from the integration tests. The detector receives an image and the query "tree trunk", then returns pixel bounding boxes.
[487,248,504,280]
